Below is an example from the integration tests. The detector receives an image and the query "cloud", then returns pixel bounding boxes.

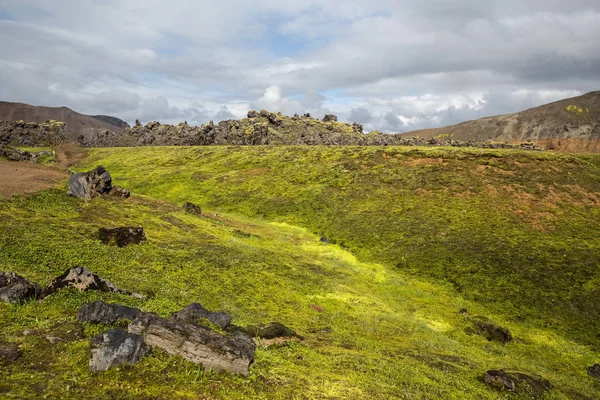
[0,1,598,131]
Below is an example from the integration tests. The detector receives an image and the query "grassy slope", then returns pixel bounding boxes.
[83,146,600,347]
[0,146,598,399]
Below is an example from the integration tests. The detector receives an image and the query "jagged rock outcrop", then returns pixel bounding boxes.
[89,329,149,372]
[0,120,70,147]
[98,226,146,247]
[67,166,112,199]
[170,303,232,330]
[44,266,144,299]
[79,112,542,150]
[78,301,144,325]
[484,370,552,395]
[323,114,338,122]
[0,272,42,303]
[129,313,256,375]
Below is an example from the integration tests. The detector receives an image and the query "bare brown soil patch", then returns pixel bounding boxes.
[0,161,67,199]
[54,145,88,169]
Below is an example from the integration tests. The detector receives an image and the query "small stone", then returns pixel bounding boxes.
[109,185,130,198]
[319,236,330,244]
[44,266,144,298]
[587,364,600,379]
[183,202,201,216]
[0,342,20,363]
[483,370,552,395]
[89,329,148,372]
[237,322,300,340]
[98,226,146,247]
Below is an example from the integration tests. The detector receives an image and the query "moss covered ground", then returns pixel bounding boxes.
[1,145,599,399]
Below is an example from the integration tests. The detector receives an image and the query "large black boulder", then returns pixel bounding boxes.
[67,166,112,200]
[89,329,148,372]
[0,272,41,303]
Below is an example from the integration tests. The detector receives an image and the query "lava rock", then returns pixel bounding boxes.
[587,364,600,379]
[247,110,258,118]
[67,166,112,200]
[319,236,330,244]
[44,266,144,298]
[237,322,299,339]
[98,226,146,247]
[484,370,552,395]
[129,313,255,375]
[170,303,232,330]
[468,316,512,343]
[109,185,130,198]
[0,272,41,303]
[78,301,144,325]
[0,342,20,363]
[183,202,201,216]
[89,329,148,372]
[323,114,338,122]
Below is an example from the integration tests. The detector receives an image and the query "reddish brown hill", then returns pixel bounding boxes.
[0,101,129,141]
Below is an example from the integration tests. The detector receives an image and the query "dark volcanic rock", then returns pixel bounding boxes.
[0,342,20,363]
[0,272,41,303]
[78,301,143,324]
[109,185,130,198]
[67,166,112,200]
[319,236,330,244]
[0,147,53,162]
[98,226,146,247]
[247,110,258,118]
[89,329,148,372]
[238,322,299,340]
[183,202,201,216]
[587,364,600,379]
[468,316,512,343]
[44,266,144,298]
[170,303,232,330]
[484,370,552,395]
[323,114,338,122]
[129,313,255,375]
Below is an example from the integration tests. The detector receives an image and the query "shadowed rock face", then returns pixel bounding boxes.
[170,303,232,330]
[0,272,41,303]
[78,301,144,325]
[484,370,552,395]
[44,266,144,299]
[588,364,600,380]
[98,226,146,247]
[89,329,148,372]
[128,313,255,376]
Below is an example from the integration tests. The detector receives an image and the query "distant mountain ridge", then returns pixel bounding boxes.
[0,101,129,141]
[404,91,600,141]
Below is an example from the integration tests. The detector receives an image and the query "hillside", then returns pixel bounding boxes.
[407,91,600,145]
[1,146,599,399]
[0,102,129,141]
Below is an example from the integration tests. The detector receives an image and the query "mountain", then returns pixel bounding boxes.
[0,101,129,141]
[405,91,600,143]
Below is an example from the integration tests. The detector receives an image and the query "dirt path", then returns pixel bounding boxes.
[0,145,88,199]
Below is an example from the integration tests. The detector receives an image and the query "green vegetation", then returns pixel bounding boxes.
[564,105,590,115]
[1,146,599,398]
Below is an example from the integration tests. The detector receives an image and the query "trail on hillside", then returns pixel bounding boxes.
[0,161,67,199]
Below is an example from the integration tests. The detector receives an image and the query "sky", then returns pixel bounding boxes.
[0,0,599,132]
